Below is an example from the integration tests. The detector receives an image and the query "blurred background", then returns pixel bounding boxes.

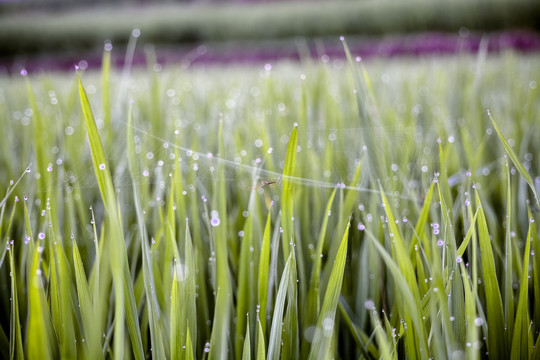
[1,0,539,73]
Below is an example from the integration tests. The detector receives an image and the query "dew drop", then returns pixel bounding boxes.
[211,217,220,227]
[474,317,484,326]
[322,317,334,331]
[364,300,375,310]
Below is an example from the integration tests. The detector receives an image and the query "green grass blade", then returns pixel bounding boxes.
[341,37,368,126]
[379,183,428,357]
[49,240,61,356]
[258,207,273,335]
[0,164,31,210]
[73,239,103,360]
[78,75,116,210]
[171,269,182,360]
[282,250,299,359]
[305,188,337,337]
[185,329,194,360]
[25,79,49,205]
[533,211,540,350]
[436,171,465,348]
[510,210,534,359]
[209,117,232,360]
[456,209,479,257]
[503,156,514,343]
[337,297,376,359]
[184,222,198,356]
[256,320,266,360]
[171,221,197,359]
[78,77,144,359]
[320,166,361,316]
[459,262,479,360]
[341,37,385,180]
[126,101,158,359]
[267,254,292,360]
[142,227,167,360]
[236,185,257,359]
[475,191,506,358]
[370,308,395,360]
[379,184,416,289]
[428,288,446,360]
[413,181,435,253]
[341,162,363,227]
[366,229,427,359]
[184,222,197,355]
[8,245,24,360]
[437,143,454,221]
[428,234,456,357]
[308,220,349,359]
[51,238,77,359]
[26,238,55,360]
[0,200,17,270]
[242,323,251,360]
[164,185,178,311]
[488,111,539,205]
[410,180,435,297]
[532,334,540,360]
[281,125,298,261]
[89,207,101,317]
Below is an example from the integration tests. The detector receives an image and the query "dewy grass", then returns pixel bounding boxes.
[0,45,539,359]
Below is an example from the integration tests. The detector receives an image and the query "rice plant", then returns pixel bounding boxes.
[0,41,539,359]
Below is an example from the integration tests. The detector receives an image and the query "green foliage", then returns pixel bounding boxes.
[0,47,539,359]
[1,0,539,55]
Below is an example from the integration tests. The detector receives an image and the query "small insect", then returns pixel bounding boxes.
[254,178,281,190]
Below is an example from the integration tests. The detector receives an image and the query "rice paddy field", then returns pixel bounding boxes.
[1,40,540,359]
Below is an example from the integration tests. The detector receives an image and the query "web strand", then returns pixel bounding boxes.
[118,117,417,201]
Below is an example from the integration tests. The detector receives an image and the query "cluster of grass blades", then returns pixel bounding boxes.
[0,40,539,359]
